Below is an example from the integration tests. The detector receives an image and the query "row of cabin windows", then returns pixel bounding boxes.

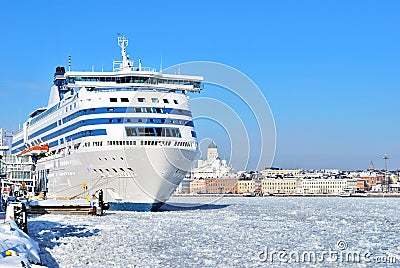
[81,141,103,147]
[61,106,189,126]
[110,97,178,104]
[92,167,133,175]
[101,140,192,147]
[65,102,78,113]
[68,76,201,88]
[107,140,136,146]
[126,127,181,138]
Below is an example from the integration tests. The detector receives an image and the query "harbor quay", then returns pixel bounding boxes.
[175,141,400,197]
[175,171,400,197]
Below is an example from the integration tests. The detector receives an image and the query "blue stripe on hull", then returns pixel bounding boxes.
[108,202,164,212]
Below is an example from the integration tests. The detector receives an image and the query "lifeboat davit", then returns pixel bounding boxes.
[20,144,49,156]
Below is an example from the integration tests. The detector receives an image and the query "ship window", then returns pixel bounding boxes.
[118,118,122,123]
[173,100,179,104]
[138,127,155,136]
[110,98,118,102]
[171,128,181,138]
[155,108,162,113]
[161,119,165,123]
[163,99,169,103]
[107,108,114,111]
[151,98,159,103]
[121,98,129,102]
[126,118,132,123]
[138,98,146,102]
[161,128,171,137]
[109,119,113,123]
[138,119,143,123]
[90,108,95,112]
[149,119,154,123]
[155,128,162,136]
[135,107,142,113]
[191,131,197,138]
[145,107,152,113]
[126,128,138,136]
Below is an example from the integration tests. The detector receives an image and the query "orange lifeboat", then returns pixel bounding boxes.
[20,144,49,156]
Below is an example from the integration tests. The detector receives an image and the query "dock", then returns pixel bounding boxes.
[28,199,103,216]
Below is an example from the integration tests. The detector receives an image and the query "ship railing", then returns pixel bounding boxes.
[112,60,157,72]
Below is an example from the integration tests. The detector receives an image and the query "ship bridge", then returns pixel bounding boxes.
[53,35,203,94]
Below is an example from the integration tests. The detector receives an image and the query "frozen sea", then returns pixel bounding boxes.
[28,197,400,267]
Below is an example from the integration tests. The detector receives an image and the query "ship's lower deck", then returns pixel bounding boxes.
[35,146,197,211]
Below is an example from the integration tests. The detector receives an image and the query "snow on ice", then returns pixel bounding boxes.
[27,197,400,267]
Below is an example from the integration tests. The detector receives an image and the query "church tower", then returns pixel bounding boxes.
[207,141,218,161]
[369,161,375,171]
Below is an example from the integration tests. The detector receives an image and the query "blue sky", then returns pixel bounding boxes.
[0,0,399,170]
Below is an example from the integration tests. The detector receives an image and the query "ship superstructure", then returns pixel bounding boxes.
[11,36,203,211]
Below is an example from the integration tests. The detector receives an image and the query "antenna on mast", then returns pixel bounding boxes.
[159,55,163,73]
[68,56,71,72]
[116,33,133,71]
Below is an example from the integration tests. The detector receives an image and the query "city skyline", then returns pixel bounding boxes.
[0,0,398,170]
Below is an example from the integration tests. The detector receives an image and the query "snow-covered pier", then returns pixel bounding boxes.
[0,210,44,267]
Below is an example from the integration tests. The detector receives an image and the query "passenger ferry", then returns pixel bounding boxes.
[11,36,203,211]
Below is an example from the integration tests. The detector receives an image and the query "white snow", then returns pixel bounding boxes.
[25,197,400,267]
[0,212,43,267]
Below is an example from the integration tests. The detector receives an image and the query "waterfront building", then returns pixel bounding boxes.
[262,178,299,195]
[356,179,367,192]
[189,179,206,194]
[298,178,348,194]
[346,179,357,189]
[204,178,238,194]
[191,141,233,179]
[349,171,384,191]
[237,179,255,194]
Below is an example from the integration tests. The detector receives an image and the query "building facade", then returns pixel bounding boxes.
[298,179,348,194]
[205,178,238,194]
[237,180,255,194]
[262,178,299,195]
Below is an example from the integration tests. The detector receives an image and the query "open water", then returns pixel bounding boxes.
[28,197,400,267]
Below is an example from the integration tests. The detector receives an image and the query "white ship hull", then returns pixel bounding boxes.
[37,146,196,211]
